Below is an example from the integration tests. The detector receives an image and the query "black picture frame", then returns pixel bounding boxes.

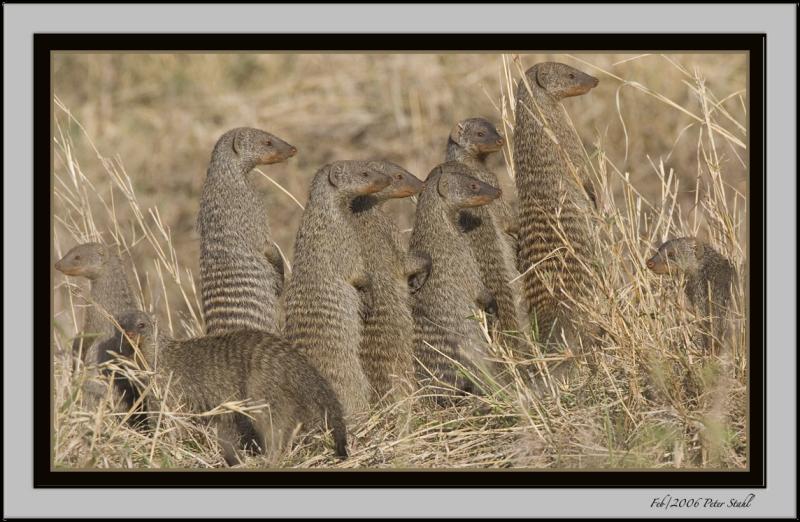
[35,33,765,489]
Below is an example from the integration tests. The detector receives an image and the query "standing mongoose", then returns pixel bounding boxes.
[283,161,391,418]
[446,118,525,345]
[646,237,736,351]
[54,242,138,365]
[410,161,501,397]
[105,310,348,466]
[197,127,297,335]
[349,161,425,403]
[513,62,600,346]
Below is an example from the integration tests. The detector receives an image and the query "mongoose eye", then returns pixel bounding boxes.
[569,73,576,79]
[74,255,81,261]
[395,174,403,180]
[477,132,485,138]
[361,172,369,178]
[470,183,478,190]
[137,322,146,329]
[265,140,272,147]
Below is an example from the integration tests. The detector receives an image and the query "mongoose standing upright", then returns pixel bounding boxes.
[54,242,138,365]
[284,161,391,418]
[513,62,600,346]
[446,118,525,345]
[410,161,501,396]
[197,127,297,335]
[349,161,425,403]
[105,310,348,466]
[646,237,736,351]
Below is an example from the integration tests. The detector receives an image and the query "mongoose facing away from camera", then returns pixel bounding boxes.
[197,127,297,335]
[349,161,425,403]
[106,310,348,466]
[446,118,525,345]
[410,161,501,397]
[646,237,736,351]
[284,161,391,418]
[513,62,600,347]
[54,242,138,365]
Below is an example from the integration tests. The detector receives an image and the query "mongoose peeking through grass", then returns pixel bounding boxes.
[446,118,525,348]
[284,161,391,418]
[197,127,297,335]
[349,161,425,403]
[105,310,348,466]
[513,62,600,348]
[410,161,501,398]
[55,242,138,365]
[646,237,736,352]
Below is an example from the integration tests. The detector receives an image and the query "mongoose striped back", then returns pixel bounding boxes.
[513,63,599,346]
[108,311,348,465]
[197,128,296,335]
[284,161,390,418]
[410,162,500,396]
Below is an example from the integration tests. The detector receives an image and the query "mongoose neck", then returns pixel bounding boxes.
[445,138,489,168]
[350,194,386,214]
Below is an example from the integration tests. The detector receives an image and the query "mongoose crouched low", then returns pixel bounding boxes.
[197,127,297,335]
[410,161,501,398]
[513,62,600,348]
[446,118,525,347]
[646,237,736,352]
[350,161,425,403]
[284,161,391,418]
[105,310,348,466]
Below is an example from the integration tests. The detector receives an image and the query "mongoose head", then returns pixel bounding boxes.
[646,237,702,276]
[430,162,501,209]
[55,242,111,280]
[114,309,159,366]
[325,160,392,197]
[449,118,505,156]
[222,127,297,168]
[525,62,599,100]
[370,161,424,199]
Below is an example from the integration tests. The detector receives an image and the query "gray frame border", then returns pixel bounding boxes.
[4,3,795,518]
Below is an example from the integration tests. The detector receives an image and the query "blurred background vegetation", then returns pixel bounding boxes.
[53,52,747,289]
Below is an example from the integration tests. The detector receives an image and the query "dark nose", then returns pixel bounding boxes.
[54,260,63,271]
[591,77,599,87]
[646,259,654,269]
[496,137,505,146]
[289,146,297,156]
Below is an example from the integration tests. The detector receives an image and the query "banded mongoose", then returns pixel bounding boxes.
[284,161,391,418]
[410,161,501,396]
[646,237,736,351]
[513,62,600,345]
[54,242,138,365]
[349,161,425,403]
[106,310,348,466]
[446,118,525,344]
[197,127,297,335]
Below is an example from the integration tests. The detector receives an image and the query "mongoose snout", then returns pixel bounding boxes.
[526,62,600,100]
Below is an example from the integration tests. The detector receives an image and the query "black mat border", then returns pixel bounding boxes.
[34,33,765,488]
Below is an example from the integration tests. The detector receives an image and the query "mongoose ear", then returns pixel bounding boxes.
[436,171,450,198]
[449,122,465,146]
[534,66,547,89]
[327,164,345,187]
[232,129,245,156]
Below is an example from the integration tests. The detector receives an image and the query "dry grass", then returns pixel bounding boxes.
[52,53,748,469]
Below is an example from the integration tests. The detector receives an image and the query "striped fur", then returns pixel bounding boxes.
[410,162,500,396]
[197,128,295,335]
[513,63,599,346]
[284,161,390,418]
[107,311,348,466]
